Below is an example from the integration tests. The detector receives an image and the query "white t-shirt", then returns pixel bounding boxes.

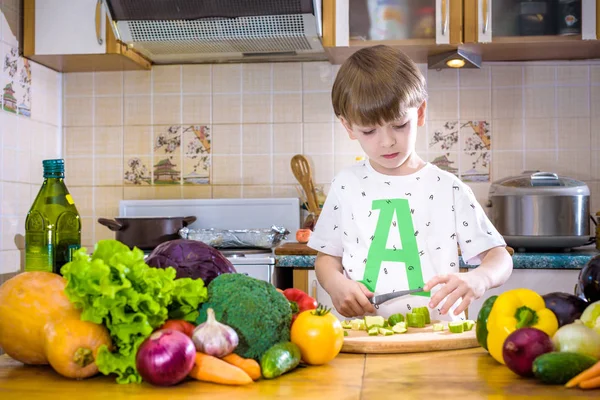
[307,160,506,322]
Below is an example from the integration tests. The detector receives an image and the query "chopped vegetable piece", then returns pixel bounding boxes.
[343,331,348,337]
[412,307,431,324]
[432,323,444,332]
[351,319,365,330]
[367,327,379,336]
[341,320,352,329]
[448,322,464,333]
[392,323,407,334]
[378,327,394,336]
[406,313,425,328]
[463,320,475,331]
[364,316,385,330]
[388,313,405,327]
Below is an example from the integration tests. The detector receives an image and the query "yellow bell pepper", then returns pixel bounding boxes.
[486,288,558,365]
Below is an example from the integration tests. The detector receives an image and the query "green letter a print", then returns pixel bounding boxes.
[358,199,429,297]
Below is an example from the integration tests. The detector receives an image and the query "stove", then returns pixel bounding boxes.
[119,198,300,284]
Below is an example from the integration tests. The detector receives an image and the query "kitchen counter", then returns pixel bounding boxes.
[276,246,600,270]
[0,349,594,399]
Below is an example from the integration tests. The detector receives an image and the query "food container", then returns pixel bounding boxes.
[179,226,289,249]
[98,216,197,250]
[487,171,593,250]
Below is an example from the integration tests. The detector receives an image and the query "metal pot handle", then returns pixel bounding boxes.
[98,218,123,231]
[182,216,197,226]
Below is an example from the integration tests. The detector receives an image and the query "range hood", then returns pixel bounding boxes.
[103,0,326,64]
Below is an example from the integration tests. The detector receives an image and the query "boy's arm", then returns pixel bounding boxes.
[315,252,376,317]
[424,245,513,315]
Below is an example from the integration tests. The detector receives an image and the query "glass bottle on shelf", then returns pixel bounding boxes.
[25,159,81,274]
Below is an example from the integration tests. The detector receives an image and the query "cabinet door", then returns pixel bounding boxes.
[307,270,345,320]
[468,269,580,320]
[325,0,462,46]
[465,0,594,43]
[34,0,106,55]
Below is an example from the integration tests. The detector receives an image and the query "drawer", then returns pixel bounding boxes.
[232,264,272,284]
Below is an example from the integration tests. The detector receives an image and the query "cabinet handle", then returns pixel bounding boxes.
[311,279,317,301]
[441,0,448,36]
[95,0,103,45]
[482,0,489,35]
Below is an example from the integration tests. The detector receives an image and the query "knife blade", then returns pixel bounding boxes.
[369,287,425,307]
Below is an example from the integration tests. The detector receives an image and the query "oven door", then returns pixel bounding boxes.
[230,264,273,284]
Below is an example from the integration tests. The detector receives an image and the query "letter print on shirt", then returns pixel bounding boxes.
[357,198,430,298]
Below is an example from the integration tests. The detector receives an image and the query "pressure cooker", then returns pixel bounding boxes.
[487,171,594,251]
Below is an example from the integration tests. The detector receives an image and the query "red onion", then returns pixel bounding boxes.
[502,327,554,377]
[136,329,196,386]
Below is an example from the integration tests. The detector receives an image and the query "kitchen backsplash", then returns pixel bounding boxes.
[0,2,62,282]
[61,60,600,247]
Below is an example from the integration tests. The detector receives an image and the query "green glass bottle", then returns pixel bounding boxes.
[25,159,81,274]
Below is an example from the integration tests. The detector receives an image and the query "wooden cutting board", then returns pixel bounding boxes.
[274,242,317,255]
[341,321,479,354]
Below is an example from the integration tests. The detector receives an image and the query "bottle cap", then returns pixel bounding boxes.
[43,159,65,178]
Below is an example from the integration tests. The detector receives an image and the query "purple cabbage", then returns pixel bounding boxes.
[145,239,236,284]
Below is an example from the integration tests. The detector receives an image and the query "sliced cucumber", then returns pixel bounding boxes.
[367,326,380,336]
[388,313,405,326]
[412,307,431,324]
[406,312,425,328]
[351,319,366,330]
[343,330,348,337]
[432,322,444,331]
[392,322,408,334]
[463,320,475,331]
[378,327,394,336]
[364,315,385,330]
[341,320,352,329]
[448,321,464,333]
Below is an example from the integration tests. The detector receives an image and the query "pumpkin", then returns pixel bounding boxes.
[0,272,80,364]
[44,319,112,379]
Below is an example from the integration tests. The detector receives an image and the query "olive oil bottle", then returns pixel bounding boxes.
[25,159,81,274]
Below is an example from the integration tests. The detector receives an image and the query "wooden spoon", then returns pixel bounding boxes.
[290,154,320,214]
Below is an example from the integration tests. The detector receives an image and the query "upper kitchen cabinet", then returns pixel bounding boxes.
[23,0,151,72]
[463,0,600,61]
[324,0,463,63]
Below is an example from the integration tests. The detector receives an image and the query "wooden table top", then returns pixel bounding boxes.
[0,349,594,399]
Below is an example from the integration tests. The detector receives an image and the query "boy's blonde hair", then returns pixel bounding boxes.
[332,45,427,127]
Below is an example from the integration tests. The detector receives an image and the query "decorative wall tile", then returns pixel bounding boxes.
[154,125,181,155]
[153,155,181,185]
[428,152,459,177]
[124,157,152,185]
[429,121,459,152]
[183,125,211,185]
[460,121,491,183]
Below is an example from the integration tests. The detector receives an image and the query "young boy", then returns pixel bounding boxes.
[307,45,513,321]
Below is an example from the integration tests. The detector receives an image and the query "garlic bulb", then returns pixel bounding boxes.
[192,308,239,357]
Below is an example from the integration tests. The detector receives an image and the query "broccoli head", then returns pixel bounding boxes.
[196,273,292,361]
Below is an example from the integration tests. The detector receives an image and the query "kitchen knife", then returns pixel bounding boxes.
[369,287,425,308]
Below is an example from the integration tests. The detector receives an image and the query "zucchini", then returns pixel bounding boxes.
[260,342,302,379]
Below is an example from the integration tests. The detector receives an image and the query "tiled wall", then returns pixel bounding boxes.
[62,60,600,248]
[0,4,62,282]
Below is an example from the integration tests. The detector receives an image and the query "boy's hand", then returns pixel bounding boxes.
[423,272,487,316]
[329,279,376,318]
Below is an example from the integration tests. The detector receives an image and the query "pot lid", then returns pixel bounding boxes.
[489,171,590,196]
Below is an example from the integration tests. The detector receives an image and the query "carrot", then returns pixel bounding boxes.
[565,361,600,388]
[222,353,262,381]
[579,376,600,390]
[188,352,253,385]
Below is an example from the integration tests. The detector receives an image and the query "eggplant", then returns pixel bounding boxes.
[542,292,588,327]
[578,256,600,303]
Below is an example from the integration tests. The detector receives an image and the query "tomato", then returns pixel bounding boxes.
[290,305,344,365]
[158,320,195,338]
[296,229,312,244]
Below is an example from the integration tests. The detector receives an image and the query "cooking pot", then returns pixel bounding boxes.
[487,171,594,250]
[98,216,197,250]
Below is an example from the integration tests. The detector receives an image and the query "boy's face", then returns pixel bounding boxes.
[341,101,427,175]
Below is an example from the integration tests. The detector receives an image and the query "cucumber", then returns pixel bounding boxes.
[341,320,352,329]
[367,327,379,336]
[351,319,365,330]
[260,342,302,379]
[463,320,475,331]
[476,295,497,351]
[432,323,444,331]
[406,313,425,328]
[392,322,407,334]
[448,321,464,333]
[378,327,394,336]
[364,315,385,329]
[388,313,405,327]
[412,307,431,324]
[532,352,598,385]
